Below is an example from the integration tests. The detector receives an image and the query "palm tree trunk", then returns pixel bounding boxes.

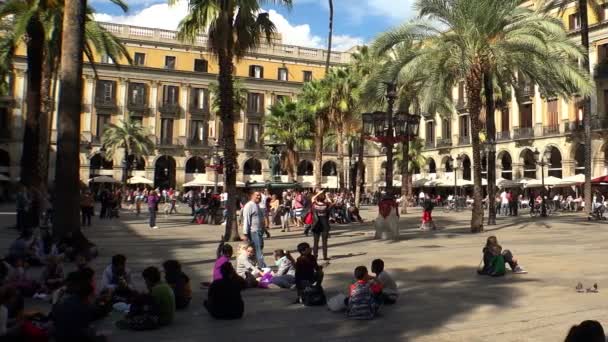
[354,133,365,207]
[38,48,54,199]
[219,51,239,242]
[336,127,345,190]
[484,71,497,225]
[578,0,592,215]
[400,141,409,214]
[21,17,44,189]
[325,0,333,74]
[54,0,87,239]
[314,116,323,189]
[467,64,485,233]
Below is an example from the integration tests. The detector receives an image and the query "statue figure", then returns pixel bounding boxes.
[269,148,281,178]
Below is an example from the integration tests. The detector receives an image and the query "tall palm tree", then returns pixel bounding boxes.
[264,99,314,179]
[299,79,329,189]
[546,0,600,215]
[172,0,292,241]
[102,118,155,186]
[374,0,592,232]
[395,138,426,199]
[53,0,86,239]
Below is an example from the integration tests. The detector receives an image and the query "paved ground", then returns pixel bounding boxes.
[0,204,607,342]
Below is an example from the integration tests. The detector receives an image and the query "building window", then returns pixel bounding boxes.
[190,120,206,143]
[134,52,145,66]
[131,116,143,126]
[603,4,608,22]
[547,99,558,126]
[275,95,288,104]
[163,85,179,105]
[278,68,288,81]
[442,118,451,138]
[246,123,260,145]
[426,121,435,142]
[194,58,208,72]
[165,56,176,69]
[128,83,146,106]
[459,115,469,137]
[520,104,533,128]
[457,81,465,105]
[247,93,264,114]
[96,114,111,137]
[569,13,580,30]
[249,65,264,78]
[191,88,209,111]
[96,80,115,104]
[303,71,313,82]
[160,118,174,144]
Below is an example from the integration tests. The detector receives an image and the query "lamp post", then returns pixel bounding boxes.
[451,155,463,207]
[211,139,221,194]
[361,83,420,191]
[484,140,497,224]
[534,148,551,217]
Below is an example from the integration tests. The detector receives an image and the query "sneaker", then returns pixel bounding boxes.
[152,226,159,230]
[513,266,527,274]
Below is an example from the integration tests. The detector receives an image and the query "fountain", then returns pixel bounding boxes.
[245,141,300,190]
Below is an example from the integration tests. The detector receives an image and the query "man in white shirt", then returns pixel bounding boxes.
[259,189,270,238]
[418,191,425,206]
[500,191,509,216]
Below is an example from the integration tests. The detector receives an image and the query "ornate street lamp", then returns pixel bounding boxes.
[534,148,552,217]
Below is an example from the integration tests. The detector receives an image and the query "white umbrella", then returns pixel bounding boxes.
[563,174,585,184]
[89,175,118,183]
[524,176,574,188]
[184,174,215,187]
[217,181,246,188]
[434,177,475,187]
[496,177,521,188]
[127,176,153,185]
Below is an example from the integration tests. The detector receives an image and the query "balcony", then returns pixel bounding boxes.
[95,98,118,112]
[246,109,264,119]
[456,100,467,113]
[127,101,149,114]
[594,61,608,79]
[190,105,210,117]
[496,131,511,141]
[245,140,263,149]
[187,138,208,148]
[436,138,452,148]
[513,126,534,139]
[157,137,179,147]
[425,139,435,149]
[158,103,181,116]
[591,117,608,130]
[458,135,471,145]
[542,124,560,136]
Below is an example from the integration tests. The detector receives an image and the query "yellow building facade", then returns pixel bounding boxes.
[0,22,357,189]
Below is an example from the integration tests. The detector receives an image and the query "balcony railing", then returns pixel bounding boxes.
[564,121,584,133]
[158,102,181,115]
[245,140,263,149]
[190,105,210,116]
[127,101,148,113]
[591,117,608,130]
[542,124,560,136]
[458,135,471,145]
[425,139,435,149]
[456,100,467,112]
[157,137,179,147]
[436,138,452,148]
[594,61,608,79]
[513,126,534,139]
[95,98,118,111]
[187,138,208,148]
[496,131,511,141]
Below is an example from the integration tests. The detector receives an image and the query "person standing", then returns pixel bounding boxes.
[15,185,30,231]
[418,190,425,207]
[241,192,266,267]
[259,189,271,238]
[147,190,160,229]
[311,190,332,261]
[500,190,509,216]
[80,190,94,227]
[169,191,178,214]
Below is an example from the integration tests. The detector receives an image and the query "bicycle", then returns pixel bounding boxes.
[443,200,463,213]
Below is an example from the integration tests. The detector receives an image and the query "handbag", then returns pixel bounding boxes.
[303,211,314,225]
[302,285,327,306]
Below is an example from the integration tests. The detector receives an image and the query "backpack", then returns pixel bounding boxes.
[302,285,327,306]
[346,282,376,320]
[489,255,506,277]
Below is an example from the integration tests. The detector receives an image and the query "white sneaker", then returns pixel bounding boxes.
[152,226,159,230]
[513,266,527,274]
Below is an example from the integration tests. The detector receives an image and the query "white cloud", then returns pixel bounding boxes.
[94,2,364,51]
[363,0,416,21]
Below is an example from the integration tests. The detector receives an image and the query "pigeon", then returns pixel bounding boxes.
[587,283,599,293]
[576,282,584,293]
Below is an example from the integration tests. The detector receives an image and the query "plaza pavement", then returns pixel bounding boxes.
[0,204,607,342]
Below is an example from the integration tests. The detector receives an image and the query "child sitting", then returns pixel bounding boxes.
[162,260,191,310]
[236,244,263,288]
[295,242,323,303]
[100,254,135,303]
[371,259,398,304]
[346,266,383,320]
[271,249,296,289]
[38,255,65,295]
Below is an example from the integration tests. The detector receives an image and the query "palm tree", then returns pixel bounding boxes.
[395,138,426,199]
[546,0,600,215]
[298,79,329,189]
[101,118,155,186]
[264,99,314,179]
[374,0,592,232]
[209,79,247,144]
[172,0,293,241]
[53,0,87,239]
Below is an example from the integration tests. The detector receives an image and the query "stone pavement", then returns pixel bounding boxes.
[0,205,608,342]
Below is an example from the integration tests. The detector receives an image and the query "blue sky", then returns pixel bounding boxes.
[91,0,417,51]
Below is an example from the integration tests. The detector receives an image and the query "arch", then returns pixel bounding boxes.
[0,149,9,176]
[127,155,146,171]
[574,143,585,175]
[185,156,205,174]
[89,153,113,178]
[243,158,262,175]
[545,146,562,178]
[520,148,537,179]
[499,151,513,180]
[461,154,471,180]
[442,156,453,173]
[428,158,437,174]
[297,160,314,176]
[154,155,176,189]
[322,160,337,176]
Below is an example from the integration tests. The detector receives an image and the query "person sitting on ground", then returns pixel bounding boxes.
[295,242,323,304]
[5,257,38,297]
[477,236,527,276]
[0,286,23,341]
[162,260,191,310]
[38,255,65,295]
[204,262,246,320]
[213,242,233,282]
[271,249,296,289]
[565,320,606,342]
[8,230,40,266]
[236,244,263,288]
[100,254,135,303]
[117,267,175,331]
[346,266,383,320]
[35,229,60,263]
[370,259,398,304]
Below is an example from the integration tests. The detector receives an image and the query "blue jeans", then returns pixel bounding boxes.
[149,207,156,227]
[249,230,266,268]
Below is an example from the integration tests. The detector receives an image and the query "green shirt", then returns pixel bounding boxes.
[151,283,175,326]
